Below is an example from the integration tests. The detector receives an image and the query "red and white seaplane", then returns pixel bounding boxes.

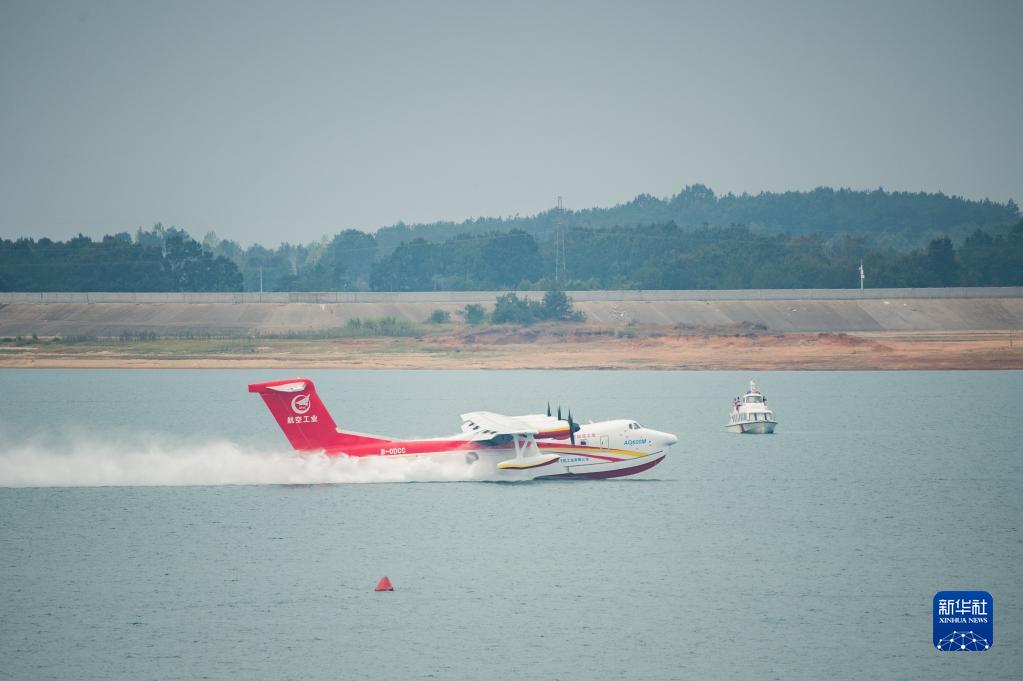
[249,377,677,480]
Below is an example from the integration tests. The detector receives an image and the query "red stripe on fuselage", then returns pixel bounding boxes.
[321,435,626,461]
[324,437,477,457]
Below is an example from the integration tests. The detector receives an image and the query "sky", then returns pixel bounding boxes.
[1,0,1021,245]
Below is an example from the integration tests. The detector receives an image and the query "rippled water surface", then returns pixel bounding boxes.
[1,369,1020,680]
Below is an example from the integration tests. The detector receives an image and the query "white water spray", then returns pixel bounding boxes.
[0,430,495,487]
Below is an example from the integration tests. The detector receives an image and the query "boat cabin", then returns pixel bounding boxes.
[730,381,775,423]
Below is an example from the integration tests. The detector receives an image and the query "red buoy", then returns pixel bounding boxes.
[374,576,394,592]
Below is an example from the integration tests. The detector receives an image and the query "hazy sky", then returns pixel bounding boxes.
[1,0,1021,244]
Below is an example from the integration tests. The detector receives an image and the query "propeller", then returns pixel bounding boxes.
[548,402,580,445]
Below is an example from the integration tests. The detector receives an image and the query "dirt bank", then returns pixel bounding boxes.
[1,328,1020,370]
[1,295,1021,336]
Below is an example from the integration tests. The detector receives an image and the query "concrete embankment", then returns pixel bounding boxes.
[0,288,1021,336]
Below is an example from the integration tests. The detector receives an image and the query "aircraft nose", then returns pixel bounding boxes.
[650,429,675,445]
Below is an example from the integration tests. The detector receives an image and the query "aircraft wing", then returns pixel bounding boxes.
[461,411,566,471]
[460,411,539,437]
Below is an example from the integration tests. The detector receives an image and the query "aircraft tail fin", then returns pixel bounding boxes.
[248,378,345,451]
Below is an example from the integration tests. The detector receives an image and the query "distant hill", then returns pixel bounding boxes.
[3,186,1020,292]
[375,185,1020,255]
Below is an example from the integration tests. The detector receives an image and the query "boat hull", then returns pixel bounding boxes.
[725,421,777,434]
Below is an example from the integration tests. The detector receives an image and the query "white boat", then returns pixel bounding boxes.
[726,380,777,434]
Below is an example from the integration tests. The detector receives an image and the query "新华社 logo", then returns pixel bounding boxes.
[933,591,993,651]
[291,394,311,415]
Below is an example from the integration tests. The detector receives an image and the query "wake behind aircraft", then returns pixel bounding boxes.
[249,378,677,480]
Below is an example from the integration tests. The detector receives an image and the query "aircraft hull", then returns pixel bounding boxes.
[535,452,666,480]
[352,447,667,481]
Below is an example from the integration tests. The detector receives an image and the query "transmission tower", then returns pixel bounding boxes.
[554,196,567,283]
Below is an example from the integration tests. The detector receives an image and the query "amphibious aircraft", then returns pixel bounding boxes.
[249,377,677,479]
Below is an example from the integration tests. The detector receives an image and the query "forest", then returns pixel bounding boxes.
[0,227,241,292]
[372,185,1020,255]
[367,222,1023,291]
[1,187,1020,292]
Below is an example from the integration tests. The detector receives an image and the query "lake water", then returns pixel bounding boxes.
[1,369,1020,680]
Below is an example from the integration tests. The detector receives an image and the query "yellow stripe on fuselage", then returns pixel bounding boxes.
[538,443,647,457]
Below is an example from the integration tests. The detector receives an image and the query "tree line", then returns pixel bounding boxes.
[0,226,242,292]
[373,185,1019,255]
[2,187,1020,292]
[367,221,1023,291]
[5,220,1020,292]
[195,185,1023,292]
